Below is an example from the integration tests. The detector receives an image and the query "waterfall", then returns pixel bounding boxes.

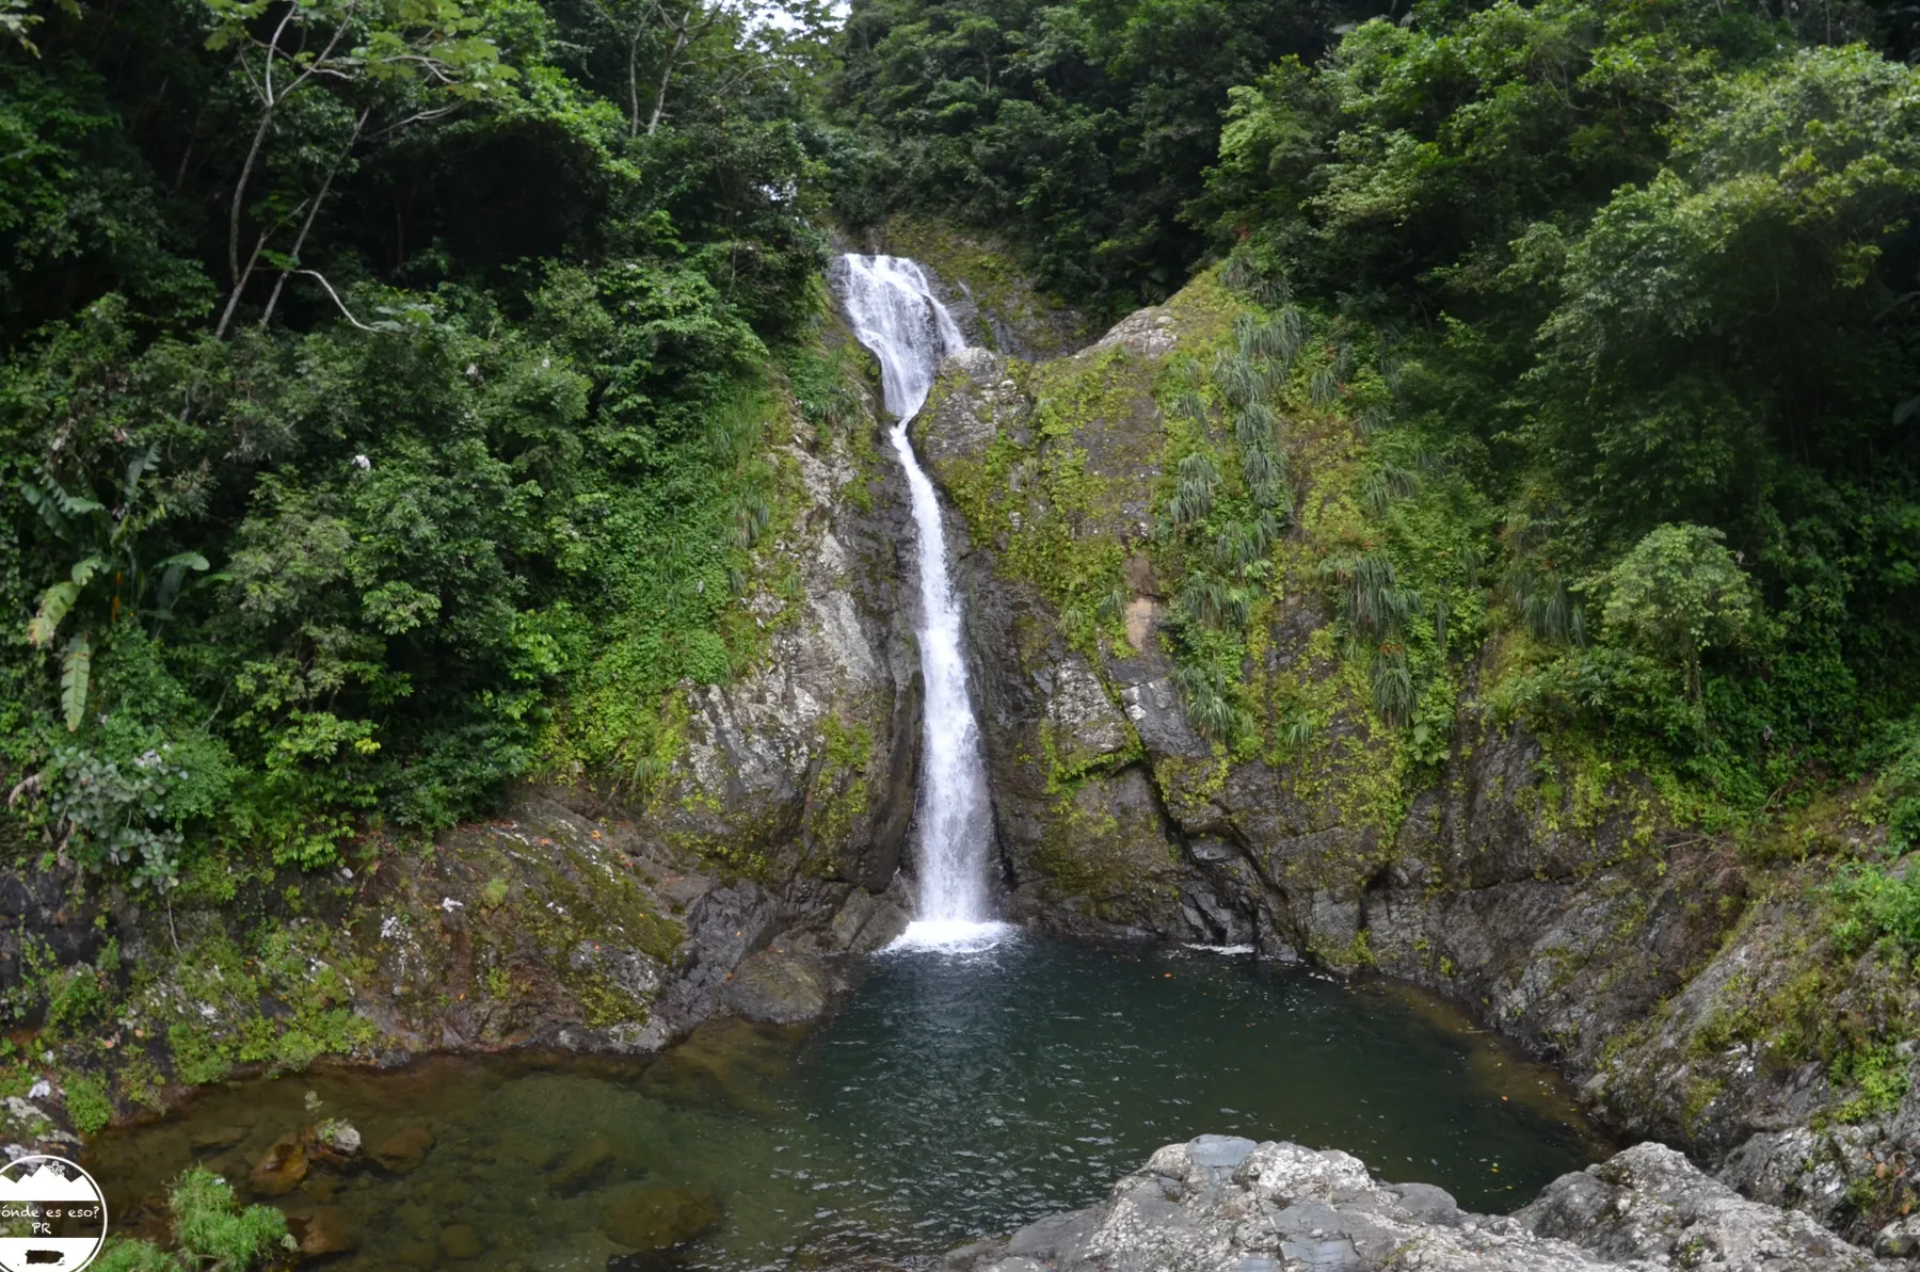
[837,254,1010,951]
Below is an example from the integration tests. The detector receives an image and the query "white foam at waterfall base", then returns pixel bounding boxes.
[837,253,1007,952]
[886,918,1017,954]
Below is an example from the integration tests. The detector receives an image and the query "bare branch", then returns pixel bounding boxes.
[295,270,377,331]
[259,105,372,330]
[216,225,271,339]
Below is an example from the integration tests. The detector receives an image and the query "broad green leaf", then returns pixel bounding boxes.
[60,632,92,732]
[69,555,108,587]
[28,582,78,647]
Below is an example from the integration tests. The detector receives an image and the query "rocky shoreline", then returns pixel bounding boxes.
[948,1134,1894,1272]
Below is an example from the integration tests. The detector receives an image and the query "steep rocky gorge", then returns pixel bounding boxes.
[9,240,1917,1266]
[895,244,1920,1256]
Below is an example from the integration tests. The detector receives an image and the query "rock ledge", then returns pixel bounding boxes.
[946,1136,1892,1271]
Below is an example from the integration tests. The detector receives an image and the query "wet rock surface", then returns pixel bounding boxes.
[947,1136,1894,1272]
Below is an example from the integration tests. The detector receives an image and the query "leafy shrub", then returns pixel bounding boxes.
[1595,524,1755,700]
[61,1073,110,1134]
[1830,861,1920,961]
[92,1168,290,1272]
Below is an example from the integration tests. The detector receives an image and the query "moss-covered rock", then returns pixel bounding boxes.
[870,216,1095,359]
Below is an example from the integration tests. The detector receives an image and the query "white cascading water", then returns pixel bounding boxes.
[837,254,1010,952]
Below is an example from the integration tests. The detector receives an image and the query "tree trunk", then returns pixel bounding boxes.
[646,23,690,136]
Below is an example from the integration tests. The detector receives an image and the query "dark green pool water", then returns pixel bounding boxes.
[87,936,1605,1270]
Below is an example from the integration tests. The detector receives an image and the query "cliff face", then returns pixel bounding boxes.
[912,265,1920,1252]
[15,319,928,1144]
[27,244,1919,1260]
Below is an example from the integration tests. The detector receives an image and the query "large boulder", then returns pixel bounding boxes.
[947,1136,1892,1272]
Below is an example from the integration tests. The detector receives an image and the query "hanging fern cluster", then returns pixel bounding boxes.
[1174,662,1241,745]
[1160,313,1312,746]
[1320,551,1422,726]
[1165,451,1222,529]
[1500,513,1586,645]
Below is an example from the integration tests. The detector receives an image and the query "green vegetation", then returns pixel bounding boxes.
[845,0,1920,831]
[832,0,1342,312]
[94,1168,291,1272]
[0,0,858,896]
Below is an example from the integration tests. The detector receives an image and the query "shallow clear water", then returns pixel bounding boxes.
[86,936,1605,1270]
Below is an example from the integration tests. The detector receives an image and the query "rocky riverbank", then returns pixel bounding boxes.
[948,1134,1893,1272]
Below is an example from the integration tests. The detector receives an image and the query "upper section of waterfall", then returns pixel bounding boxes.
[837,255,967,422]
[835,254,1012,954]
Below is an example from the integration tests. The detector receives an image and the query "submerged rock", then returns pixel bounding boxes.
[548,1135,620,1195]
[600,1184,723,1252]
[188,1125,246,1154]
[438,1223,484,1260]
[371,1126,435,1174]
[946,1136,1892,1272]
[722,948,828,1025]
[247,1133,308,1196]
[285,1204,362,1257]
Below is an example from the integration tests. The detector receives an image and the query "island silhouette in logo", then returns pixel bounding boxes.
[0,1156,107,1272]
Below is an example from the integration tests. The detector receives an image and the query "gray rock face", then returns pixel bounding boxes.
[1520,1143,1884,1271]
[637,427,923,898]
[911,277,1920,1251]
[948,1137,1893,1272]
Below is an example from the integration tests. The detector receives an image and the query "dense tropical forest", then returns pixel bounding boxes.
[3,0,1919,907]
[837,0,1920,837]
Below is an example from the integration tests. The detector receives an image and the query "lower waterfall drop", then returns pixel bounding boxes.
[837,253,1011,952]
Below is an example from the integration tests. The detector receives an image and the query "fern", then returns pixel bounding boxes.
[1274,306,1306,363]
[1253,509,1288,554]
[1505,563,1582,644]
[1211,353,1263,408]
[1370,648,1414,727]
[1168,388,1210,425]
[1171,451,1221,526]
[1323,552,1418,645]
[1279,707,1313,749]
[1234,314,1291,365]
[1308,362,1341,407]
[1359,462,1420,515]
[28,581,78,648]
[729,492,771,549]
[1234,401,1278,452]
[1173,663,1240,744]
[1241,446,1285,505]
[1213,523,1258,574]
